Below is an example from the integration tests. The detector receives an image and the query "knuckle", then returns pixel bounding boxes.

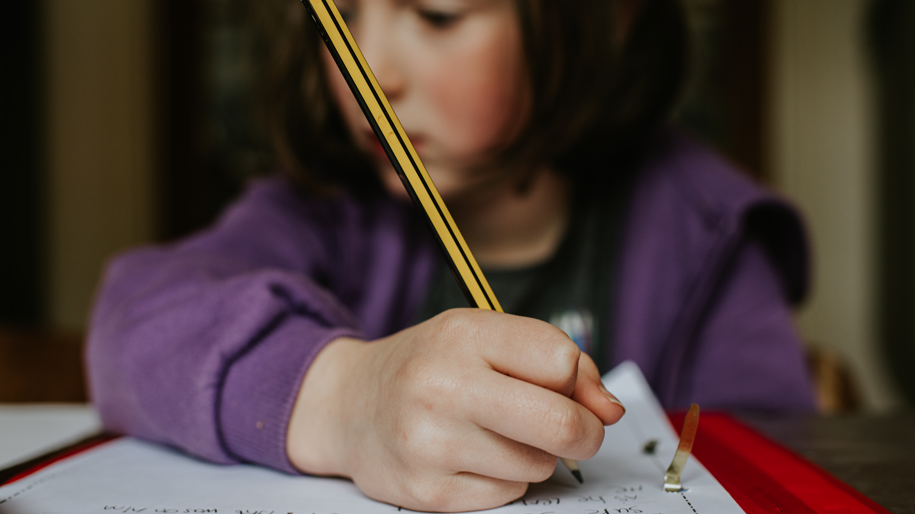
[582,423,605,458]
[397,354,459,401]
[418,366,464,403]
[432,309,482,353]
[550,336,581,375]
[390,418,418,456]
[436,308,473,336]
[403,358,437,390]
[420,430,454,465]
[404,477,451,511]
[549,404,584,452]
[397,418,438,460]
[433,308,460,330]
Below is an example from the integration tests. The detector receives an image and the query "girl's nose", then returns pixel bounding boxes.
[372,54,405,101]
[359,24,406,101]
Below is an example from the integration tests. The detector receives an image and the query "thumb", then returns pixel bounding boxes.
[571,353,626,425]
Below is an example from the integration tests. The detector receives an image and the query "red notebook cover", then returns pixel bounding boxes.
[669,413,891,514]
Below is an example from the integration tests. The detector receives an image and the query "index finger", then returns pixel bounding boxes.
[465,368,606,460]
[445,309,582,396]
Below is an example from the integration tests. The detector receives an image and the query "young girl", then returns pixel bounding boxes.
[87,0,815,511]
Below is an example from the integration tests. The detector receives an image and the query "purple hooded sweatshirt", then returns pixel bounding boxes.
[86,129,815,475]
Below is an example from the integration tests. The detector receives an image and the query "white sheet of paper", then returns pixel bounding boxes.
[0,362,744,514]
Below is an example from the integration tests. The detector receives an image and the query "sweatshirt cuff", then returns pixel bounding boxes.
[218,315,363,474]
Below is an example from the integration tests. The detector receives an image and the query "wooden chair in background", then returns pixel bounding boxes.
[806,345,861,414]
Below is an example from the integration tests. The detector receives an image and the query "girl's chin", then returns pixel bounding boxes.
[375,158,473,203]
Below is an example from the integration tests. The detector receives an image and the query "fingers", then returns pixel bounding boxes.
[466,369,605,460]
[444,428,558,483]
[571,353,626,426]
[438,309,582,397]
[433,309,624,459]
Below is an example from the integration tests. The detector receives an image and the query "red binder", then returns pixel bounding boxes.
[669,413,891,514]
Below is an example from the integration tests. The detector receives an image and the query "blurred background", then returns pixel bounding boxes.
[1,0,913,412]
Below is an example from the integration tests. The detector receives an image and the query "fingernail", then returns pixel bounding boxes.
[599,382,626,414]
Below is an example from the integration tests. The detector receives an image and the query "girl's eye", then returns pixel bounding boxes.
[417,9,461,29]
[333,1,356,22]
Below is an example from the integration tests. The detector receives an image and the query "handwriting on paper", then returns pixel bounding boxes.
[501,485,669,514]
[104,507,217,513]
[103,507,295,514]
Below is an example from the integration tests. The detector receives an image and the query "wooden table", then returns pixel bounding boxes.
[741,412,915,514]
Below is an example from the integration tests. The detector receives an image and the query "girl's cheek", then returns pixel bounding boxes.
[426,27,526,159]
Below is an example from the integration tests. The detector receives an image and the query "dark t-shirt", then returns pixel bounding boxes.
[415,187,626,372]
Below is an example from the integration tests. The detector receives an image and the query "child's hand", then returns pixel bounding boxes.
[286,309,625,513]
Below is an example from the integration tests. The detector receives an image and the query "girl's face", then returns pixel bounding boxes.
[323,0,529,201]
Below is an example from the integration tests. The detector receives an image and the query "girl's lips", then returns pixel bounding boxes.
[369,137,388,160]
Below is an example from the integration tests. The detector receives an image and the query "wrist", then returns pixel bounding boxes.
[286,336,368,477]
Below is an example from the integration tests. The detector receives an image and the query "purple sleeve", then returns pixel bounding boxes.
[675,238,817,411]
[85,180,366,473]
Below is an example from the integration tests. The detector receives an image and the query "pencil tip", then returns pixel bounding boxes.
[571,469,583,484]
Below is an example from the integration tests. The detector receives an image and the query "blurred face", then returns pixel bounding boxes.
[323,0,529,201]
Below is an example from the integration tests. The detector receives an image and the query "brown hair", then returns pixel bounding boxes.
[251,0,688,195]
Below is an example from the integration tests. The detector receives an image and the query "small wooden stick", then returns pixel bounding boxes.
[664,403,700,492]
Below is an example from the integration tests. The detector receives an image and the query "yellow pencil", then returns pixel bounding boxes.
[300,0,583,484]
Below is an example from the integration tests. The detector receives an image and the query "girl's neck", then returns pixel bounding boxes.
[447,169,570,269]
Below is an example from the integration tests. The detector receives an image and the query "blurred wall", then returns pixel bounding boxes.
[45,0,156,331]
[871,0,915,406]
[769,0,902,410]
